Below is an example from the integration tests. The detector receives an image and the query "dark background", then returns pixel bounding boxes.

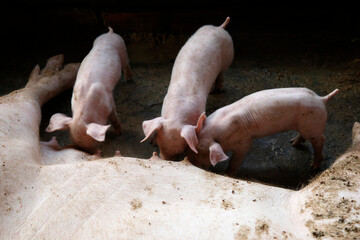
[1,1,359,73]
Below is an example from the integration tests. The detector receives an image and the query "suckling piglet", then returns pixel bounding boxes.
[187,87,339,176]
[141,17,234,160]
[46,27,132,153]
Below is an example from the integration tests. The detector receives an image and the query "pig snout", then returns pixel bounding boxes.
[69,122,110,154]
[186,144,233,173]
[186,147,211,170]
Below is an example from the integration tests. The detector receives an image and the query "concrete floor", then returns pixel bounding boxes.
[1,6,359,189]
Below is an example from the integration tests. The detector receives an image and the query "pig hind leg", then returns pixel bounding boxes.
[211,71,224,94]
[308,135,325,169]
[123,64,133,81]
[298,128,325,169]
[296,107,327,169]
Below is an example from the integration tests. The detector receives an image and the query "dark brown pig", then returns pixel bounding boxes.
[141,17,234,160]
[46,27,132,153]
[187,87,339,176]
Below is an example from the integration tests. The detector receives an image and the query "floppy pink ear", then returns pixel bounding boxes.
[180,125,198,153]
[86,123,111,142]
[141,117,164,143]
[181,113,207,154]
[209,142,228,166]
[46,113,72,132]
[195,112,206,134]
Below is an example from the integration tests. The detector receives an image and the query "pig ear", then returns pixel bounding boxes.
[141,117,164,143]
[209,142,228,166]
[46,113,72,132]
[86,123,111,142]
[195,112,206,134]
[181,125,198,154]
[181,113,207,154]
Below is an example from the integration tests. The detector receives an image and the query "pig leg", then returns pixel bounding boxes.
[290,134,305,147]
[211,71,224,93]
[123,64,133,81]
[109,105,122,135]
[226,139,253,177]
[25,55,64,88]
[309,135,325,169]
[0,55,79,166]
[214,71,224,91]
[39,54,64,78]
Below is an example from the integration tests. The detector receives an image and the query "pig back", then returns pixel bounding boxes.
[71,39,123,114]
[208,88,328,140]
[93,30,129,67]
[169,25,233,92]
[163,25,234,120]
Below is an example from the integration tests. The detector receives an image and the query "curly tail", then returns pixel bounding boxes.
[108,26,114,33]
[322,89,339,103]
[220,17,230,28]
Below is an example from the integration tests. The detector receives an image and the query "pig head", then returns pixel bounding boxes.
[46,112,111,153]
[141,113,206,159]
[46,27,132,153]
[141,17,233,160]
[184,114,220,169]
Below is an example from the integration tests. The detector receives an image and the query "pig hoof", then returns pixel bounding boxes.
[95,150,102,158]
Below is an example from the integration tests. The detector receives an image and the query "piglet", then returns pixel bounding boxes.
[187,87,339,176]
[141,17,234,160]
[46,27,132,153]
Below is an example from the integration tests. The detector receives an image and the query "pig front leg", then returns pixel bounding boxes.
[25,54,80,106]
[109,106,122,135]
[226,139,253,177]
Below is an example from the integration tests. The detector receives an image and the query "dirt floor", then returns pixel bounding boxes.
[1,5,359,189]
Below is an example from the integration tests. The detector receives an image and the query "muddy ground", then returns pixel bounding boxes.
[0,5,359,189]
